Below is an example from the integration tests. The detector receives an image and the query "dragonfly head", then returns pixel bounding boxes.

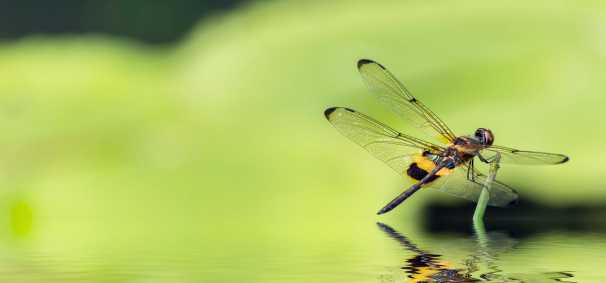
[474,128,494,147]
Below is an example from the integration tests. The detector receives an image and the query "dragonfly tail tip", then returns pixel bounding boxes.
[377,207,390,215]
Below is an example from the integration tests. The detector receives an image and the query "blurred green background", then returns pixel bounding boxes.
[0,0,605,281]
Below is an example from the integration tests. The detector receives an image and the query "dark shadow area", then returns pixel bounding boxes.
[424,199,606,237]
[0,0,248,44]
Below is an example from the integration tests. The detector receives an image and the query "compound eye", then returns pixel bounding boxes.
[483,129,494,147]
[475,128,494,147]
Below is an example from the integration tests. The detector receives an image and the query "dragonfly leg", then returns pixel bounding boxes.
[466,159,476,182]
[478,153,492,163]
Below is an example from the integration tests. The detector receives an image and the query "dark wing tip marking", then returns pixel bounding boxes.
[558,156,570,164]
[503,189,519,207]
[506,197,519,208]
[357,59,385,70]
[324,107,338,119]
[324,107,356,120]
[357,59,374,69]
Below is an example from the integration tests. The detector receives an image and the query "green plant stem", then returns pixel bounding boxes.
[473,150,501,224]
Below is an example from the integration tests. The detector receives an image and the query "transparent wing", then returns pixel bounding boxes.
[357,59,456,145]
[324,107,519,207]
[429,163,519,207]
[482,145,569,165]
[324,107,443,175]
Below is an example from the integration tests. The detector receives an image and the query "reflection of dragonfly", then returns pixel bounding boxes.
[376,222,574,282]
[325,60,569,215]
[377,222,476,282]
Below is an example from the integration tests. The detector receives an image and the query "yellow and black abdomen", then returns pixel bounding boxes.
[404,151,453,187]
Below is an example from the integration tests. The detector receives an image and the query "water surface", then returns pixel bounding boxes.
[2,215,604,282]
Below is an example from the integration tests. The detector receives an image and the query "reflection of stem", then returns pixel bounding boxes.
[473,150,501,224]
[471,226,506,281]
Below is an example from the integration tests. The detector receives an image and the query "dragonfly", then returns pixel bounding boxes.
[324,59,569,215]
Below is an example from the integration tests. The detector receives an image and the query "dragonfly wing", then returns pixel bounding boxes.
[357,59,456,145]
[483,145,569,165]
[324,107,519,208]
[324,107,443,176]
[429,164,519,207]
